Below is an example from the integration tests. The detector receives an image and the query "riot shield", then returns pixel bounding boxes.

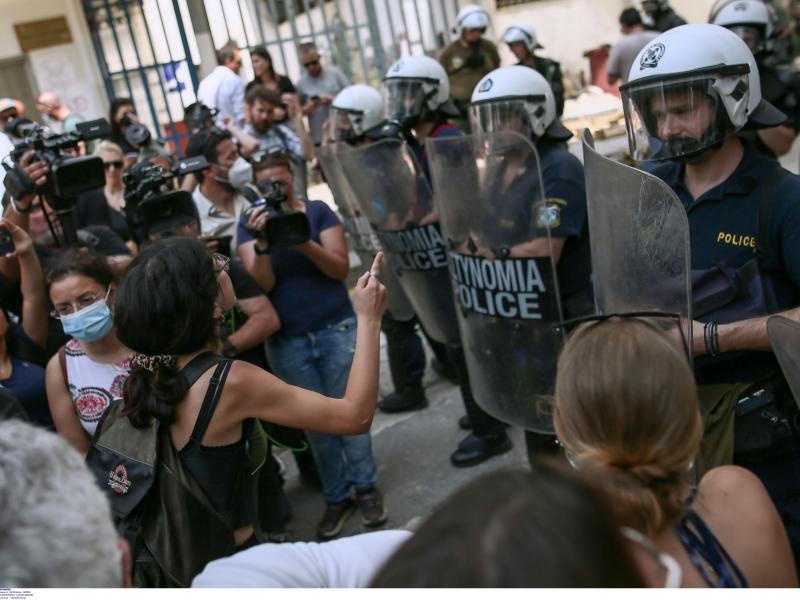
[767,316,800,410]
[427,131,563,433]
[317,144,415,321]
[338,139,461,344]
[582,129,693,357]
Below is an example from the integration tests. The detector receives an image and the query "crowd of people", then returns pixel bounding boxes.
[2,0,800,589]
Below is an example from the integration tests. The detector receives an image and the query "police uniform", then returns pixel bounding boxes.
[439,40,501,118]
[745,63,800,157]
[524,58,565,118]
[648,140,800,467]
[483,141,592,313]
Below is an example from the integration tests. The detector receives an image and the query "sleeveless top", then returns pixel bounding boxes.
[63,338,132,436]
[178,355,246,512]
[674,508,748,587]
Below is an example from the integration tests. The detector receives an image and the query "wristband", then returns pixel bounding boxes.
[254,243,271,255]
[712,322,721,356]
[704,321,718,357]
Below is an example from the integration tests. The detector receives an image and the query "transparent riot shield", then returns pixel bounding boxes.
[317,144,415,321]
[427,131,563,433]
[767,316,800,410]
[582,129,693,357]
[338,138,461,344]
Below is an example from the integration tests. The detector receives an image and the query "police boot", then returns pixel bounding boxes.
[450,431,512,468]
[378,383,428,413]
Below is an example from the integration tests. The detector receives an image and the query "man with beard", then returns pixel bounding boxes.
[622,23,800,567]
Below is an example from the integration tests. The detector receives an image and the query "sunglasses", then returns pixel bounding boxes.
[303,59,320,68]
[104,160,124,170]
[554,310,692,364]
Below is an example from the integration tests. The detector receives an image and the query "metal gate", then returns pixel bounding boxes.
[83,0,460,155]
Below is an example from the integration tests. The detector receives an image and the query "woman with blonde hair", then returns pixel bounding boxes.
[554,317,797,588]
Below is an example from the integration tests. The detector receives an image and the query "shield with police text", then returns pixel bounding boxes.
[767,316,800,410]
[337,138,461,344]
[427,131,564,433]
[582,129,693,358]
[317,144,415,320]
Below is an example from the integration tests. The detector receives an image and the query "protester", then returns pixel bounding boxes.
[74,141,132,245]
[554,317,797,587]
[197,40,246,129]
[239,153,388,539]
[44,247,132,454]
[372,463,645,587]
[0,220,49,428]
[0,419,130,587]
[246,45,296,96]
[111,237,386,558]
[296,42,350,146]
[502,24,565,116]
[607,8,660,85]
[439,5,500,128]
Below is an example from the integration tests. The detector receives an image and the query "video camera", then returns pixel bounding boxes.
[123,155,207,243]
[242,179,310,248]
[3,117,110,210]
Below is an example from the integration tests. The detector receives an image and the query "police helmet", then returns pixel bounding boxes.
[470,66,572,142]
[330,84,385,144]
[621,24,786,161]
[453,5,490,37]
[502,25,544,53]
[711,0,772,55]
[383,56,460,127]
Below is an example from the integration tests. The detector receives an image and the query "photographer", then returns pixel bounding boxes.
[108,97,139,167]
[238,153,388,540]
[186,128,251,247]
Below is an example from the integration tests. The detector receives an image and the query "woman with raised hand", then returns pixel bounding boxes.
[554,317,797,588]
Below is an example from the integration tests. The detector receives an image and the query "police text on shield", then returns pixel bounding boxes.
[376,224,448,271]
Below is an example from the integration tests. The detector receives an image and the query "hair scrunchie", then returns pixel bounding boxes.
[132,353,177,372]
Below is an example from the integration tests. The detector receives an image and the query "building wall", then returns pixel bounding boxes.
[0,0,107,120]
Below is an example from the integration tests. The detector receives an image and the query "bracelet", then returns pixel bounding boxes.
[704,321,718,357]
[712,322,721,356]
[10,197,33,214]
[254,243,271,255]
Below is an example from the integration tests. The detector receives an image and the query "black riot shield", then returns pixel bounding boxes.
[582,129,693,357]
[427,131,563,433]
[337,139,461,344]
[317,144,415,321]
[767,315,800,410]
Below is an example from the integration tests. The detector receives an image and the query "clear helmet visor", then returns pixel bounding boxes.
[622,76,730,162]
[383,79,427,125]
[729,25,763,54]
[329,107,359,143]
[469,100,532,137]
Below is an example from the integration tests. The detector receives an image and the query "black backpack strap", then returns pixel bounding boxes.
[187,358,233,447]
[179,351,225,392]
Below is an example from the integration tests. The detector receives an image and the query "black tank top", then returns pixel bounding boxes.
[178,357,246,511]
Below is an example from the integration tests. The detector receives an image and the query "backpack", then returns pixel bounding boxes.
[86,351,268,587]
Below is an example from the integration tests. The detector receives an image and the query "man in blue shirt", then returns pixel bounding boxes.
[622,24,800,565]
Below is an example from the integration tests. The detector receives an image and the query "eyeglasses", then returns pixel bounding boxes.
[554,310,692,364]
[51,287,111,318]
[104,160,124,170]
[212,252,230,276]
[302,59,320,68]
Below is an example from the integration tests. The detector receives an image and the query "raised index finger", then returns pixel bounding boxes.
[370,252,384,276]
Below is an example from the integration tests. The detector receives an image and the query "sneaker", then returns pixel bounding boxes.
[316,498,356,540]
[355,487,388,527]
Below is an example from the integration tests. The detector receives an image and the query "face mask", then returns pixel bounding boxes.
[228,156,253,190]
[60,288,114,342]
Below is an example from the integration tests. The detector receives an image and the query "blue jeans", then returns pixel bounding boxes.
[266,315,379,503]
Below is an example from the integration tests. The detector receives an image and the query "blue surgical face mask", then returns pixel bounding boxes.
[59,288,114,342]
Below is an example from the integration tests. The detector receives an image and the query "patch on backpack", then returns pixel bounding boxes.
[108,463,132,495]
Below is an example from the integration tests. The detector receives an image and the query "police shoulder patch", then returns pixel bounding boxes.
[536,202,562,229]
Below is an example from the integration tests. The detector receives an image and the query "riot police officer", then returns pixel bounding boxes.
[502,25,565,117]
[712,0,800,157]
[468,65,594,458]
[641,0,687,32]
[328,85,431,413]
[621,22,800,566]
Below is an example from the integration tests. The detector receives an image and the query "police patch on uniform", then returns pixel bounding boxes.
[536,203,561,229]
[452,56,464,70]
[640,43,666,70]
